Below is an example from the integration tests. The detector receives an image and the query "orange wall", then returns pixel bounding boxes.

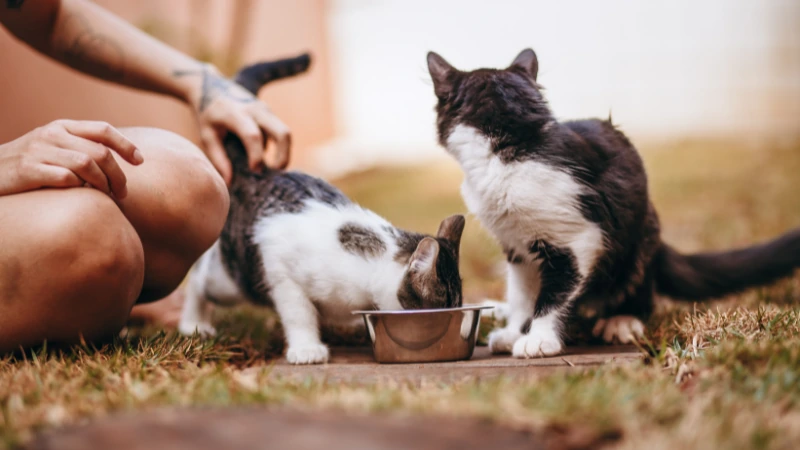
[0,0,333,170]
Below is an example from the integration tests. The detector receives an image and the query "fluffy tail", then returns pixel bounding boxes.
[653,229,800,300]
[224,53,312,172]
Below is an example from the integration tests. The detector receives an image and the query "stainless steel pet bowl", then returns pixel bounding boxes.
[352,305,493,364]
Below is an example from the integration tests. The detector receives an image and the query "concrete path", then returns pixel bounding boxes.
[265,344,642,383]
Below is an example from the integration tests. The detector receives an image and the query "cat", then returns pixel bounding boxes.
[179,54,465,364]
[426,48,800,358]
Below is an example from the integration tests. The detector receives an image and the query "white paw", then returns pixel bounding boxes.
[286,343,330,365]
[592,315,645,344]
[178,321,217,337]
[512,328,563,358]
[488,327,523,354]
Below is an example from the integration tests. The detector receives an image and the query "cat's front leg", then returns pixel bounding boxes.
[271,278,329,365]
[488,262,539,354]
[512,313,564,358]
[512,239,584,358]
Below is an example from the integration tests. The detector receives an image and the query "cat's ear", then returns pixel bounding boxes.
[409,237,439,278]
[510,48,538,81]
[427,51,455,98]
[436,214,465,252]
[399,237,443,309]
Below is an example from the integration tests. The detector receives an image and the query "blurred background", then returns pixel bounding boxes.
[1,0,799,301]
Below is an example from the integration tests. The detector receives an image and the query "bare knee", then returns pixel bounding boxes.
[64,192,146,334]
[48,190,145,340]
[0,189,145,351]
[117,127,229,300]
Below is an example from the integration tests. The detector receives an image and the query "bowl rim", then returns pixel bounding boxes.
[351,305,494,316]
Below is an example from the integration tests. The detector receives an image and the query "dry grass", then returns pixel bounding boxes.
[1,137,799,449]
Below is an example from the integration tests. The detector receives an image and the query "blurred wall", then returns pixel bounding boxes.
[3,1,799,178]
[319,0,800,175]
[0,0,334,170]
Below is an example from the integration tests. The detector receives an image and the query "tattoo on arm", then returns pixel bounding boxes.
[5,0,24,10]
[59,12,125,82]
[173,66,255,112]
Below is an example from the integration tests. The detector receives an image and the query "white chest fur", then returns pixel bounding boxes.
[446,124,604,279]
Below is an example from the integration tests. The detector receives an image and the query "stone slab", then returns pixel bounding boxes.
[265,345,642,383]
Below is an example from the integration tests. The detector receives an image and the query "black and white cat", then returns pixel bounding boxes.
[180,55,465,364]
[427,48,800,358]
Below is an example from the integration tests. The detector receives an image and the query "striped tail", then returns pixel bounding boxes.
[225,53,312,172]
[234,53,311,95]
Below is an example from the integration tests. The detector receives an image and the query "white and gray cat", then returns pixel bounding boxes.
[180,54,465,364]
[427,48,800,358]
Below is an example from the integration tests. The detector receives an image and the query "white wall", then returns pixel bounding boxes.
[316,0,800,175]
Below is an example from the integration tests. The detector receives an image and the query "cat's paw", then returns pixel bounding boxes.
[178,321,217,338]
[511,328,563,358]
[286,343,330,365]
[592,315,645,344]
[488,327,523,354]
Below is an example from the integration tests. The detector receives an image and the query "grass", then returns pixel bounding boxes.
[2,137,800,449]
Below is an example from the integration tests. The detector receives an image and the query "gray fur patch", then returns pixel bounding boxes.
[338,223,386,258]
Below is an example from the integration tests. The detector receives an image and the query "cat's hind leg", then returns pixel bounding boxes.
[270,278,329,365]
[592,316,645,344]
[488,262,539,354]
[592,269,654,344]
[178,242,236,337]
[178,276,216,337]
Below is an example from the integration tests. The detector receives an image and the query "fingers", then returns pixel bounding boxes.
[58,133,129,198]
[223,113,265,172]
[35,164,85,189]
[200,126,232,184]
[60,120,143,165]
[253,108,291,169]
[40,146,113,196]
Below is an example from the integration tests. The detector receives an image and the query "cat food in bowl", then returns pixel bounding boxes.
[352,305,493,364]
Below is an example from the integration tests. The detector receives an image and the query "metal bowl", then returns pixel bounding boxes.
[352,305,494,364]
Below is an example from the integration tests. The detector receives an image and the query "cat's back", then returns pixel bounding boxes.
[229,169,350,220]
[218,169,359,303]
[559,118,652,237]
[560,119,644,176]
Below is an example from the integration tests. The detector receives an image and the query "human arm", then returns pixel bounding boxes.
[0,0,290,181]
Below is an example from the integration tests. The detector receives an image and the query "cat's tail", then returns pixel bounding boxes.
[223,53,312,172]
[233,53,311,95]
[653,228,800,300]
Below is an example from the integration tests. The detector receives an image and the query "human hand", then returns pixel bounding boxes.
[181,64,291,184]
[0,120,143,198]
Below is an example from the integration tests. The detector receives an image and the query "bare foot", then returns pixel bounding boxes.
[128,288,185,329]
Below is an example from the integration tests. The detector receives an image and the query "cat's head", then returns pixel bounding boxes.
[396,215,465,310]
[426,49,553,155]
